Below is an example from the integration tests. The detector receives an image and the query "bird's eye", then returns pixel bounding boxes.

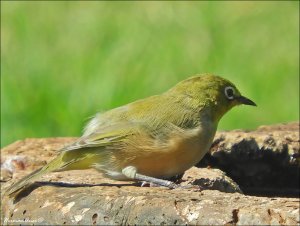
[224,86,235,100]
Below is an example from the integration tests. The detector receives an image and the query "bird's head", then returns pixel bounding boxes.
[169,73,256,122]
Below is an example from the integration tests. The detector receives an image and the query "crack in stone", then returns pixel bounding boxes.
[232,208,239,225]
[227,208,239,225]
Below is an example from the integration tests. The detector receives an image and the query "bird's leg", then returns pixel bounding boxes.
[122,166,179,189]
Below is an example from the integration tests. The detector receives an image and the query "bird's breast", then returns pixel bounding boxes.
[116,122,217,179]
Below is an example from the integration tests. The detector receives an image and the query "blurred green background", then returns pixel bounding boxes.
[1,1,299,147]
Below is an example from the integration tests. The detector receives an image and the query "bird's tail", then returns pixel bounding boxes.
[5,154,65,197]
[5,147,104,198]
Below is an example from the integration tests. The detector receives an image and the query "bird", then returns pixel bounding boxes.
[6,73,256,197]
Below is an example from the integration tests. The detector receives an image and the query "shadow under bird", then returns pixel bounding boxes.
[6,73,256,198]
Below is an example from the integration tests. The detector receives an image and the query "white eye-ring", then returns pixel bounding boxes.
[224,86,235,100]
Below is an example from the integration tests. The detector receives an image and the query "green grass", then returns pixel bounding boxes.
[1,1,299,147]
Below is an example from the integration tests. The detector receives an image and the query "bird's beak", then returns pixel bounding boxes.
[237,96,257,106]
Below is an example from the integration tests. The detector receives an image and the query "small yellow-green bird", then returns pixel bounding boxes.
[7,73,256,197]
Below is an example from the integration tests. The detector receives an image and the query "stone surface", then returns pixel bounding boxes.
[181,167,242,193]
[1,122,299,225]
[2,184,299,225]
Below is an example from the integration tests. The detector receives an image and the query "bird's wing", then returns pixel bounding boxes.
[60,122,139,152]
[60,95,197,153]
[60,119,186,153]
